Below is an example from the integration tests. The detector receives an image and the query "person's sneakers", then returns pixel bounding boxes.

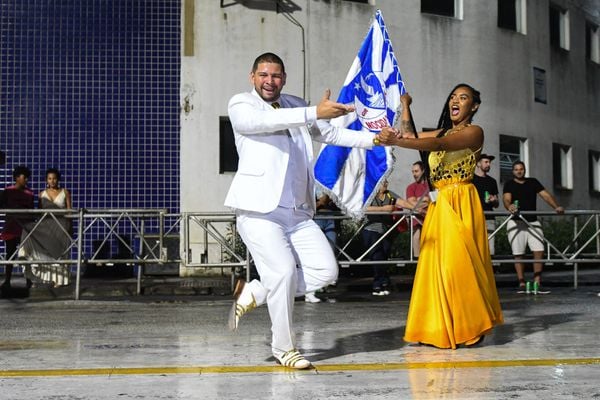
[275,349,311,369]
[304,291,321,303]
[228,279,256,331]
[531,281,550,294]
[372,289,390,296]
[534,285,551,294]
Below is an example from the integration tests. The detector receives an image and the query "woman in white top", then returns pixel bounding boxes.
[23,168,73,287]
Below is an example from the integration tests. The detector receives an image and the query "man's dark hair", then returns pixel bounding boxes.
[252,52,285,74]
[12,165,31,180]
[512,160,526,169]
[412,161,425,170]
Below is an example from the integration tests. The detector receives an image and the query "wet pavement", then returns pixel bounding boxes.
[1,273,600,399]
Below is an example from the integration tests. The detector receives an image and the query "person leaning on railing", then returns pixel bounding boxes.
[21,167,73,288]
[502,160,564,294]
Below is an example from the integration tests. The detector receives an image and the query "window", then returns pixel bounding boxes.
[498,0,526,34]
[549,4,570,50]
[589,151,600,193]
[586,22,600,64]
[421,0,462,19]
[219,117,238,173]
[499,135,528,184]
[533,67,547,104]
[552,143,573,190]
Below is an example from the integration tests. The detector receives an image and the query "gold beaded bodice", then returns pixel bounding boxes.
[428,125,481,189]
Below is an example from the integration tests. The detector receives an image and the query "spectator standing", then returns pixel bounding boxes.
[22,168,73,287]
[363,180,413,296]
[308,189,341,303]
[502,160,564,293]
[314,189,339,251]
[0,165,35,289]
[473,154,499,255]
[405,161,429,257]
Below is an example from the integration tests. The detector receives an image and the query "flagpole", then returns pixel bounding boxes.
[393,101,431,189]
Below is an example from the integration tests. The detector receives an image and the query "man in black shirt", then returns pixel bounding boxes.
[473,153,499,254]
[503,161,564,293]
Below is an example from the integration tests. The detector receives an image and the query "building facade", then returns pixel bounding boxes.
[180,0,599,266]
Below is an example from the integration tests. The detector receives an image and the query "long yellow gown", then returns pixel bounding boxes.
[404,132,504,349]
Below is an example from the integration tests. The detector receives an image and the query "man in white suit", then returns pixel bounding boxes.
[225,52,378,369]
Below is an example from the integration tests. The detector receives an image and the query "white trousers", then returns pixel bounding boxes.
[236,206,338,357]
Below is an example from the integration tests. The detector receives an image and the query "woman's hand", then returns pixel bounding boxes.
[376,126,400,145]
[401,93,412,107]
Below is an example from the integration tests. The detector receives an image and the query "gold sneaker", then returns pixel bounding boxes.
[228,279,256,331]
[275,349,312,369]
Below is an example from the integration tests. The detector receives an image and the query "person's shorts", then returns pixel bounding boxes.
[506,219,545,255]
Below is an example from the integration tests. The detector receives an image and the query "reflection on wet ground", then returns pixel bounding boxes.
[1,285,600,399]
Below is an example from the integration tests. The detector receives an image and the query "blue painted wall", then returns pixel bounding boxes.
[1,0,181,256]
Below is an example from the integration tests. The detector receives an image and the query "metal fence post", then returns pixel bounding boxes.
[75,208,84,300]
[573,215,578,289]
[137,219,144,295]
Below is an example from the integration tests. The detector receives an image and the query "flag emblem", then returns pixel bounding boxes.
[314,9,406,218]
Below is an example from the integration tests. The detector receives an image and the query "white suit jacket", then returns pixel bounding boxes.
[224,89,375,214]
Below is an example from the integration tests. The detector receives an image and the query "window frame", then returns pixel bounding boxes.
[497,0,527,34]
[421,0,463,20]
[586,22,600,64]
[549,3,570,51]
[589,150,600,194]
[219,116,239,174]
[499,134,529,185]
[552,143,573,190]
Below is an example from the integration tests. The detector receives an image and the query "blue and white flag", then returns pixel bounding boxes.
[314,9,406,219]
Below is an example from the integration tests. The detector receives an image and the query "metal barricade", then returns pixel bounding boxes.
[0,208,168,299]
[182,211,249,288]
[2,208,600,299]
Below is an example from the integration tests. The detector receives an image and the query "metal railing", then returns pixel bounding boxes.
[2,208,599,299]
[180,209,600,289]
[1,208,169,299]
[335,209,600,265]
[182,211,248,290]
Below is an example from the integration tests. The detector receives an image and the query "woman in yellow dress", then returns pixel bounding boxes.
[377,84,503,349]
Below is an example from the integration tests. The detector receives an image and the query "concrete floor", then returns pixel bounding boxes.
[1,282,600,399]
